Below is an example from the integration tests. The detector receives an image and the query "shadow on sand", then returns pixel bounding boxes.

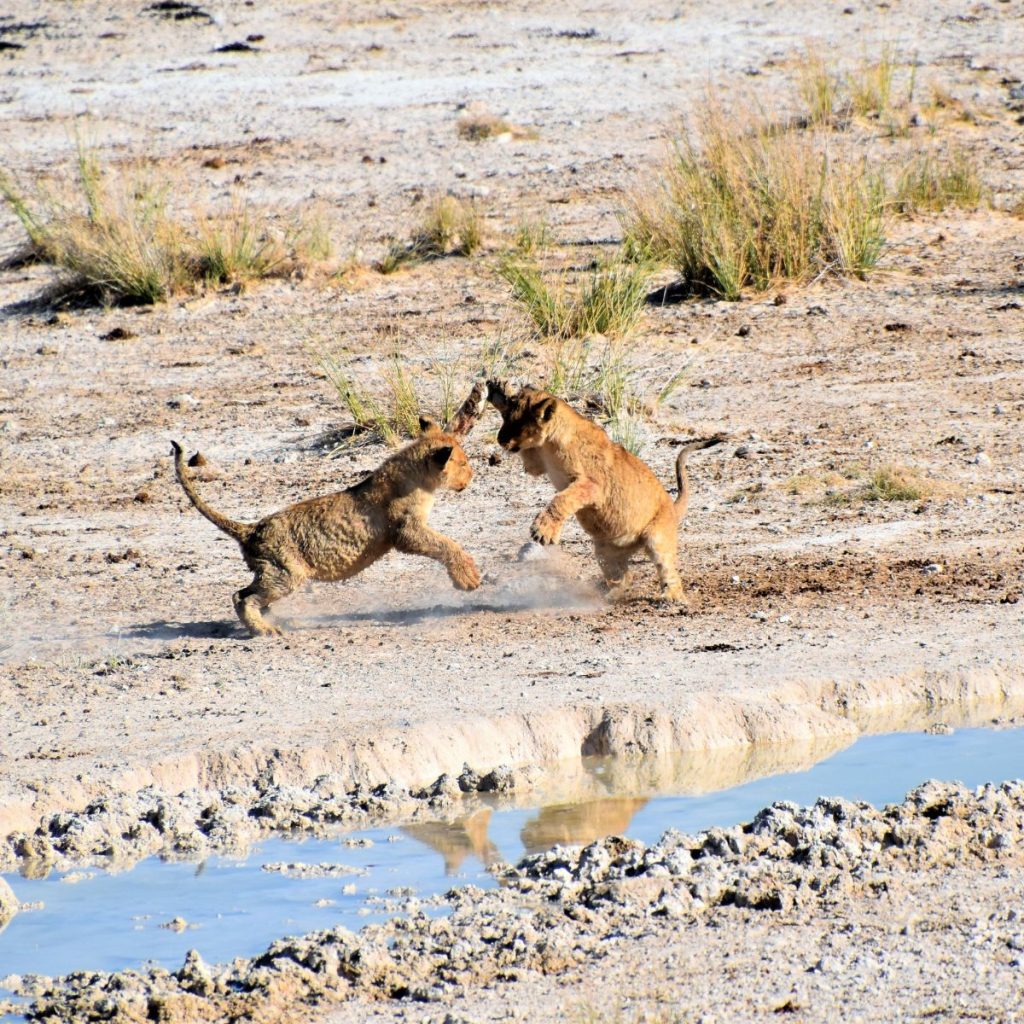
[120,619,244,642]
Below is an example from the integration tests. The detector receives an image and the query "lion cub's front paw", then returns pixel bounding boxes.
[450,557,482,591]
[529,513,562,547]
[662,584,689,605]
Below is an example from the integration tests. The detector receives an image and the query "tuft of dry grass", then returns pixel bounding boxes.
[512,217,551,256]
[797,48,843,127]
[315,331,523,450]
[499,255,650,339]
[621,102,889,300]
[0,144,332,305]
[785,469,848,496]
[891,148,986,214]
[317,352,423,448]
[377,196,484,273]
[825,463,962,505]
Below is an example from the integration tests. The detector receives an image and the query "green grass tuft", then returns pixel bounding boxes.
[499,256,649,338]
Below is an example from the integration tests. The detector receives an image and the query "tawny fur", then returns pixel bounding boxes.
[171,420,480,636]
[487,381,722,602]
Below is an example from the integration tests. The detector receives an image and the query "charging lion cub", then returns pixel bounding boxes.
[486,380,722,602]
[172,418,481,636]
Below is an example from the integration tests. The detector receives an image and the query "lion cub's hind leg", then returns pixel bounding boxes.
[594,542,635,601]
[233,560,300,636]
[642,513,686,603]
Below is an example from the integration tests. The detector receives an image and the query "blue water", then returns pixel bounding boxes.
[0,726,1020,981]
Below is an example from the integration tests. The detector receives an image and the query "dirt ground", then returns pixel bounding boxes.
[1,0,1023,1018]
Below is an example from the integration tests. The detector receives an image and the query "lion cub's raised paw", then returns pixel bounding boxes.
[529,512,562,547]
[450,557,482,591]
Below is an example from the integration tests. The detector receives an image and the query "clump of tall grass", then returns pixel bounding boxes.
[0,146,332,304]
[849,45,908,122]
[377,196,483,273]
[499,256,650,338]
[891,148,986,213]
[315,330,524,450]
[621,103,888,300]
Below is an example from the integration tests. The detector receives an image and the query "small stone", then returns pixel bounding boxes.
[736,324,751,337]
[161,916,189,932]
[100,326,136,342]
[477,765,515,793]
[922,563,944,575]
[734,445,751,459]
[167,394,200,410]
[972,451,992,466]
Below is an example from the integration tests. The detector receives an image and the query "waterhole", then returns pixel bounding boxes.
[1,724,1021,983]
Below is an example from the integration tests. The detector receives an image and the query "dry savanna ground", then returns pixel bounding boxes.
[1,0,1023,1020]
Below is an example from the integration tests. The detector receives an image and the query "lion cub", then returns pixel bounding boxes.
[486,381,721,602]
[172,419,481,636]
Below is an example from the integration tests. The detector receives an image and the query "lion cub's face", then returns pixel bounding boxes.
[494,388,557,453]
[437,441,473,491]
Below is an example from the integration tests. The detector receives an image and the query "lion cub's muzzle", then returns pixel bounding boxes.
[448,464,474,491]
[497,427,520,452]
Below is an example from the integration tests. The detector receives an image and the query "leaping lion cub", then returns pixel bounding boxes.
[172,394,485,635]
[486,380,722,602]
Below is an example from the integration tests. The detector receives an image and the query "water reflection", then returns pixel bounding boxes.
[401,808,501,874]
[401,730,858,869]
[520,797,649,854]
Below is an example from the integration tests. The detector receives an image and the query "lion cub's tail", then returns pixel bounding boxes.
[170,441,254,545]
[673,435,726,520]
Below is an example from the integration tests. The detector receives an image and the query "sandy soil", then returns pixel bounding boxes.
[1,0,1023,1017]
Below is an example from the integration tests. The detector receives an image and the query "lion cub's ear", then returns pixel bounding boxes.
[419,416,441,436]
[429,445,454,468]
[537,397,557,423]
